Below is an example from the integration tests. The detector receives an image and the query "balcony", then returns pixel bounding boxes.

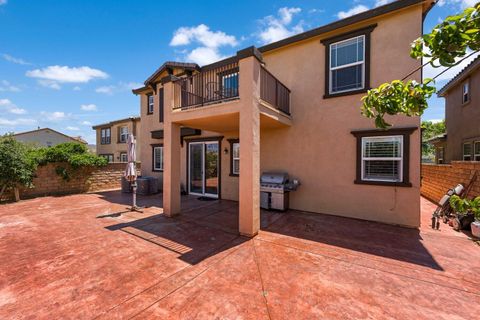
[172,60,290,115]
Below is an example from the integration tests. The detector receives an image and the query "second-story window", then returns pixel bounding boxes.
[147,94,154,114]
[462,81,470,104]
[119,126,128,143]
[329,35,365,94]
[221,71,239,98]
[101,128,111,144]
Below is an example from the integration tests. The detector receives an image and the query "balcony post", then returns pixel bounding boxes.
[237,47,262,237]
[163,80,181,216]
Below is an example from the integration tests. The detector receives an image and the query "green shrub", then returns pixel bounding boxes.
[0,135,38,197]
[450,195,480,220]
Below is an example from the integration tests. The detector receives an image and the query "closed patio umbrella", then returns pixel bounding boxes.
[124,134,142,211]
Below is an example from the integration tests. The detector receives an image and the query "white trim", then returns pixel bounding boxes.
[232,142,240,175]
[329,35,365,94]
[153,146,163,170]
[463,142,472,161]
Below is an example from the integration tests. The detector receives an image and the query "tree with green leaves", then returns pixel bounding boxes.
[0,135,38,201]
[421,120,446,157]
[362,2,480,128]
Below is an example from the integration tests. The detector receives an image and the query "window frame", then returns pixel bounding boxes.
[228,139,240,176]
[474,141,480,161]
[321,24,376,99]
[351,126,416,187]
[118,126,128,143]
[462,80,470,105]
[463,142,472,161]
[329,35,365,95]
[152,144,164,172]
[120,152,128,163]
[100,154,114,163]
[361,135,403,183]
[437,147,444,164]
[100,127,111,145]
[147,94,154,115]
[218,68,240,99]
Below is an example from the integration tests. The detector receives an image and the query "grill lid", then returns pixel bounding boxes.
[260,172,289,185]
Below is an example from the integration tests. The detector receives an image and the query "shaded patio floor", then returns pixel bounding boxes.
[0,191,479,319]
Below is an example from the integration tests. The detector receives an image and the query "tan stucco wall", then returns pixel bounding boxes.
[443,66,480,162]
[258,5,423,227]
[139,4,424,227]
[95,119,141,162]
[14,129,79,147]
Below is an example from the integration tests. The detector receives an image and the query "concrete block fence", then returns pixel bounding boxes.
[1,162,140,202]
[421,162,480,203]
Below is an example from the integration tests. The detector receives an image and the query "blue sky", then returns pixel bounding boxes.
[0,0,478,143]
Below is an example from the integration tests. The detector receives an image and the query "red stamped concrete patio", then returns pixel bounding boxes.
[0,192,479,319]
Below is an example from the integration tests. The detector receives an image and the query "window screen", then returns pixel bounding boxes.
[330,35,365,93]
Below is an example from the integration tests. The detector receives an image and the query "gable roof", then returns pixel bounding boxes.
[144,61,200,85]
[91,116,140,129]
[437,55,480,97]
[12,127,87,144]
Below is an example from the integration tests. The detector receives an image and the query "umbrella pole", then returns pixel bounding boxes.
[132,181,137,209]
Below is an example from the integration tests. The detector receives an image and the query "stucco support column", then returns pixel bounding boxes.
[238,48,262,237]
[163,81,181,216]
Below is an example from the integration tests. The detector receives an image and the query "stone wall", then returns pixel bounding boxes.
[421,162,480,203]
[1,162,140,201]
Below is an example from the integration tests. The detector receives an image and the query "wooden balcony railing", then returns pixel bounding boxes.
[260,67,290,115]
[173,62,239,110]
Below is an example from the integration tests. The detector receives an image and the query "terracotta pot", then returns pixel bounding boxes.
[471,221,480,238]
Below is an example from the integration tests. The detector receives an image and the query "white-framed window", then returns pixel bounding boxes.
[101,128,111,144]
[474,142,480,161]
[100,154,114,163]
[462,81,470,104]
[120,152,128,163]
[329,35,365,94]
[153,146,163,171]
[361,135,403,182]
[119,126,128,143]
[463,142,472,161]
[148,94,154,114]
[438,147,444,164]
[232,142,240,175]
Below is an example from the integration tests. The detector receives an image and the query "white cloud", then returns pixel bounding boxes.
[0,118,37,126]
[375,0,393,7]
[0,98,27,114]
[38,79,61,90]
[2,53,30,65]
[80,104,97,111]
[66,126,80,131]
[26,65,108,91]
[0,80,21,92]
[423,51,480,82]
[95,82,143,95]
[0,0,7,6]
[169,24,238,66]
[81,121,92,126]
[40,111,68,121]
[170,24,238,48]
[437,0,477,9]
[337,5,369,19]
[95,85,115,95]
[257,7,304,45]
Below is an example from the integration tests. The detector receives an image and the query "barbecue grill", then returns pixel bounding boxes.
[260,172,299,211]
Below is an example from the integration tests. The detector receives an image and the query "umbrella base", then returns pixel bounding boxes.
[128,206,144,213]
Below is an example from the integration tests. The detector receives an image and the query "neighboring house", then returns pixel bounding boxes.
[12,127,88,148]
[133,0,435,235]
[432,56,480,164]
[92,117,141,163]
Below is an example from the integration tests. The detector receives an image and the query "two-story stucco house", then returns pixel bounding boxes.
[13,127,87,148]
[133,0,435,236]
[92,116,141,163]
[430,56,480,164]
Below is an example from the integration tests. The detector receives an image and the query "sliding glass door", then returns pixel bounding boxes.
[188,141,219,198]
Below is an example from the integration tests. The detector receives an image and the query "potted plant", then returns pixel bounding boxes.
[449,195,480,237]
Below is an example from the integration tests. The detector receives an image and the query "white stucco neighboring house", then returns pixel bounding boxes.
[12,127,88,148]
